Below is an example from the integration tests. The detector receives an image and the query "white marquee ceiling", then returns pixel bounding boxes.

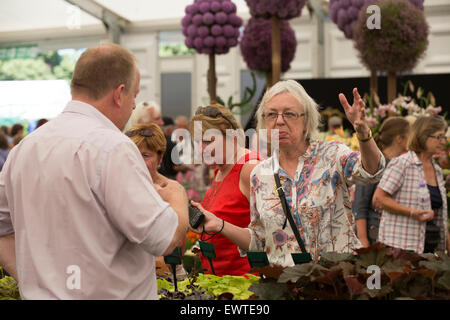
[0,0,250,33]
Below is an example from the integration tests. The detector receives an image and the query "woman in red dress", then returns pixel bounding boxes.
[188,104,262,276]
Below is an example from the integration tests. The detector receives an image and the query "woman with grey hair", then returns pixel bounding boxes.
[191,80,385,266]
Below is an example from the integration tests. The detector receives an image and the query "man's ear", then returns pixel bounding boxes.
[113,84,126,107]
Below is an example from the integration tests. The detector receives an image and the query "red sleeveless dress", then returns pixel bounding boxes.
[200,150,262,276]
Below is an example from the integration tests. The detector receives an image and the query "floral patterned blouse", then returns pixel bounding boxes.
[241,140,386,267]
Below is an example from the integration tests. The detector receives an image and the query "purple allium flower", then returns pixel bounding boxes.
[204,36,215,47]
[192,14,203,26]
[186,25,197,37]
[223,24,235,37]
[353,0,429,73]
[215,12,228,24]
[329,0,424,39]
[245,0,307,20]
[181,15,191,28]
[185,4,197,15]
[240,17,297,73]
[197,25,209,37]
[211,1,221,12]
[211,25,223,36]
[202,12,215,25]
[199,1,210,13]
[182,0,243,55]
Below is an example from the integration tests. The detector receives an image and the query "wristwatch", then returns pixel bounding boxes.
[357,128,372,142]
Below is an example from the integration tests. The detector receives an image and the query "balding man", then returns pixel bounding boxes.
[0,44,188,299]
[175,115,188,130]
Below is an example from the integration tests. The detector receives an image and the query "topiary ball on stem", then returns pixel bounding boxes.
[353,0,429,73]
[329,0,424,39]
[182,0,243,55]
[245,0,307,20]
[240,17,297,73]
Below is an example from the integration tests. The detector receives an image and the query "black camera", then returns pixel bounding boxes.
[188,204,205,229]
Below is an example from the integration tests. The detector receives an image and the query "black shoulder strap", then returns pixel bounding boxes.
[274,173,308,253]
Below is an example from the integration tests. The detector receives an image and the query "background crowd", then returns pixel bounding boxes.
[0,44,449,300]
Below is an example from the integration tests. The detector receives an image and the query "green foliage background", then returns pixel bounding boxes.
[0,50,77,81]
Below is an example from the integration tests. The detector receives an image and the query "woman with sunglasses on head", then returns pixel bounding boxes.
[126,123,189,279]
[373,115,450,254]
[188,104,263,276]
[190,80,385,267]
[353,117,411,247]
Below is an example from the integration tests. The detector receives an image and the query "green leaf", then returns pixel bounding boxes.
[321,252,354,264]
[344,276,365,296]
[249,279,290,300]
[436,271,450,291]
[278,263,327,283]
[404,274,431,298]
[363,284,392,299]
[419,260,447,272]
[313,266,342,285]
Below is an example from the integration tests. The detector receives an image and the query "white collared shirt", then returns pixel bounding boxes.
[0,100,178,299]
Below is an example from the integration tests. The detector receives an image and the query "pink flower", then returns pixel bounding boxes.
[176,172,184,184]
[366,115,378,128]
[425,105,442,115]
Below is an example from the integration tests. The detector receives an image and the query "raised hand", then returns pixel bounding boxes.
[338,88,369,137]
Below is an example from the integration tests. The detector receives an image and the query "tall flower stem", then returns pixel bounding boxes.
[387,71,397,103]
[271,16,281,86]
[208,53,217,104]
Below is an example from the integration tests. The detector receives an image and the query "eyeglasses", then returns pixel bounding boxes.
[125,129,155,137]
[195,106,236,129]
[263,111,305,122]
[428,134,447,141]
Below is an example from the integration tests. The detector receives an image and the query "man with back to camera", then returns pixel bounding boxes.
[0,43,188,299]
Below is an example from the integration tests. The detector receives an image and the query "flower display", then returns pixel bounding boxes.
[329,0,424,39]
[329,0,371,39]
[353,0,428,74]
[240,17,297,73]
[182,0,243,55]
[365,81,444,135]
[245,0,307,20]
[322,128,360,152]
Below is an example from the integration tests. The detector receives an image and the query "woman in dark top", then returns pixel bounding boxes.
[353,117,410,247]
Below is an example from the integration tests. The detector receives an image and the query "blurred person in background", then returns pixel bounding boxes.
[159,116,180,180]
[0,126,9,137]
[35,118,48,129]
[0,133,10,171]
[175,115,189,130]
[10,124,23,140]
[127,101,164,130]
[327,115,344,135]
[373,115,449,254]
[353,117,410,247]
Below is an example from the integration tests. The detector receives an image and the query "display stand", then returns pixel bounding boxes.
[163,246,183,291]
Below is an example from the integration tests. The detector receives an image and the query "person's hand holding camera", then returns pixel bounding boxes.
[189,200,223,234]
